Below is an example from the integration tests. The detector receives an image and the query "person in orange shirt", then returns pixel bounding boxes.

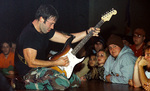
[0,42,14,75]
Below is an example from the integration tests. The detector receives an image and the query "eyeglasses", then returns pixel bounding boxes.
[133,34,144,38]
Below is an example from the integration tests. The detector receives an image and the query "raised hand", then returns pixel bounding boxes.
[143,82,150,91]
[128,79,133,86]
[135,56,142,64]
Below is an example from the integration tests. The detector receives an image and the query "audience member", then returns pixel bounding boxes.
[97,49,109,81]
[122,35,133,47]
[104,34,137,84]
[128,45,150,91]
[92,36,106,54]
[80,53,98,81]
[11,42,16,53]
[0,42,15,75]
[130,28,146,57]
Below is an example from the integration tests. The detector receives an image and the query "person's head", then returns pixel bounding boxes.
[88,54,97,68]
[122,39,130,47]
[1,42,11,55]
[144,45,150,62]
[122,36,132,47]
[133,28,146,46]
[88,54,99,79]
[35,4,59,22]
[107,34,124,58]
[96,49,109,66]
[11,42,16,53]
[35,4,59,34]
[93,36,105,52]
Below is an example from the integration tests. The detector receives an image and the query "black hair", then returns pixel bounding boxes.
[97,49,109,58]
[88,53,96,59]
[143,45,150,56]
[35,4,59,22]
[93,36,106,49]
[88,53,97,69]
[1,41,12,48]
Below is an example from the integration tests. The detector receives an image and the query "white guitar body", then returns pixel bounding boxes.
[58,48,84,78]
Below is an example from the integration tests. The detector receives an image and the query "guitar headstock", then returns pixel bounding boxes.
[101,8,117,22]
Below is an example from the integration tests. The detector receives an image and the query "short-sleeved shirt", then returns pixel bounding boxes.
[144,66,150,79]
[0,52,14,68]
[145,71,150,79]
[15,22,55,76]
[130,43,145,57]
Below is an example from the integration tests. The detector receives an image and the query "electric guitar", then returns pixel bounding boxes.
[49,8,117,79]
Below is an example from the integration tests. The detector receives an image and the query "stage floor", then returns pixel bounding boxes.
[65,80,144,91]
[15,79,144,91]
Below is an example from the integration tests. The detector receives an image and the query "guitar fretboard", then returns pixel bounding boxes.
[71,20,104,55]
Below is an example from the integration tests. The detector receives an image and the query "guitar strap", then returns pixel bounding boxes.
[17,53,27,65]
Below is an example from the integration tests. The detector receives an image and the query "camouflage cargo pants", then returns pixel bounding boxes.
[23,67,81,90]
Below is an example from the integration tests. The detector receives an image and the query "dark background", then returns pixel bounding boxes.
[0,0,150,51]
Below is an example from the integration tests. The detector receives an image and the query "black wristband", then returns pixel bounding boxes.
[86,30,88,35]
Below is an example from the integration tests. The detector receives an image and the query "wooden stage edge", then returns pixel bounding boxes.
[16,80,144,91]
[65,80,144,91]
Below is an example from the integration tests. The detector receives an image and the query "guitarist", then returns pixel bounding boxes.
[15,4,100,90]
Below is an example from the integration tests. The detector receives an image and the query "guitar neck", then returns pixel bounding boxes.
[71,20,104,55]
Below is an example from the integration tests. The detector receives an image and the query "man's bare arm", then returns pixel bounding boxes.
[138,57,149,86]
[23,48,69,68]
[50,27,100,43]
